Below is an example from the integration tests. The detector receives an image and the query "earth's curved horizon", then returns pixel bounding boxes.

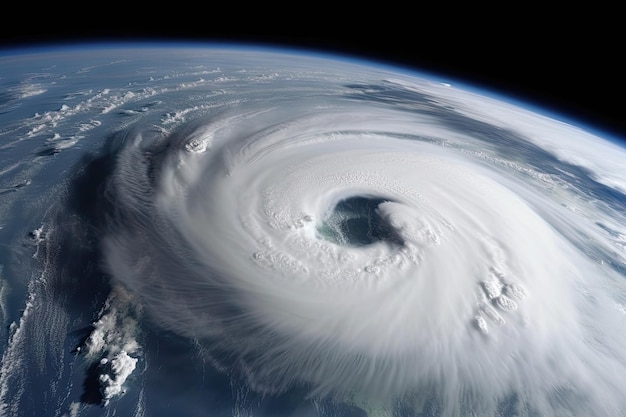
[0,43,625,417]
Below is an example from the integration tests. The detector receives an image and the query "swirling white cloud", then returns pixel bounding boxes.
[100,76,626,416]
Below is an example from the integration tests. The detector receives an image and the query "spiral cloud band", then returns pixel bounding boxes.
[100,66,626,416]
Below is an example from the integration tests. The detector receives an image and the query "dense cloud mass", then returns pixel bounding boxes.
[103,74,626,415]
[0,47,625,417]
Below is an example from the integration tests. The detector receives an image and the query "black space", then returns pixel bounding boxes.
[1,17,624,144]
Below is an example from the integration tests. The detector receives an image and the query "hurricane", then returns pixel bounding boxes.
[1,46,625,417]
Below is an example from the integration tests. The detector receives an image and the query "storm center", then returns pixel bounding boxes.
[316,196,400,247]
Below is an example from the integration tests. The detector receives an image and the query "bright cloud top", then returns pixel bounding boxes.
[101,76,626,416]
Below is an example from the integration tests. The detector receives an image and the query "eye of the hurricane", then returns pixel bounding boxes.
[316,196,401,247]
